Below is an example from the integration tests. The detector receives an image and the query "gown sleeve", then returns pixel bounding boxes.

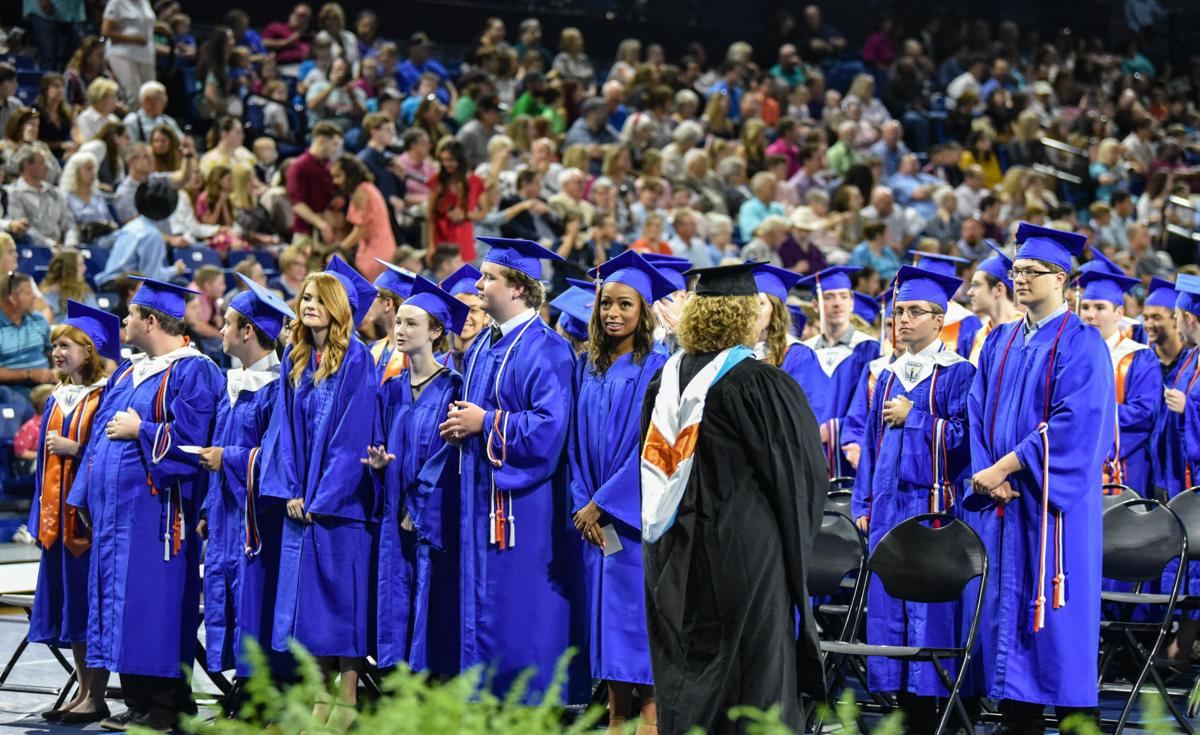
[260,351,300,503]
[840,364,872,450]
[1012,325,1116,514]
[221,383,278,507]
[852,370,882,521]
[897,361,975,488]
[567,358,592,516]
[305,344,379,519]
[592,353,668,530]
[1114,348,1163,461]
[203,396,230,521]
[135,357,222,500]
[482,329,575,494]
[409,372,463,550]
[968,327,1002,476]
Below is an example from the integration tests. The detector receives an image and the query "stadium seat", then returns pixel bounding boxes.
[16,245,52,276]
[226,249,276,272]
[78,244,110,288]
[95,292,120,311]
[174,244,223,271]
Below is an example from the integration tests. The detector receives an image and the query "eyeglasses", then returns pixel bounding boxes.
[1008,268,1057,282]
[892,306,938,320]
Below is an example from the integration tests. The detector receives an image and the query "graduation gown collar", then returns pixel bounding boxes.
[804,328,874,377]
[226,351,281,405]
[52,379,106,416]
[1105,330,1148,369]
[129,343,205,387]
[889,340,964,392]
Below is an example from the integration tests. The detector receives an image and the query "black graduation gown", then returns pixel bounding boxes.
[641,355,827,735]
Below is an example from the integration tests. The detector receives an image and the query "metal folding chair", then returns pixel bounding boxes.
[1098,496,1192,734]
[0,593,76,711]
[819,513,988,735]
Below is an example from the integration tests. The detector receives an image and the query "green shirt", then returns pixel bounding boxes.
[827,140,858,176]
[23,0,85,23]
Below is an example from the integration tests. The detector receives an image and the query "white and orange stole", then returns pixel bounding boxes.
[640,346,753,543]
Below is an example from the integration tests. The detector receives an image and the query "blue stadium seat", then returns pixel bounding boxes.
[78,244,110,288]
[244,96,267,136]
[95,292,120,311]
[226,249,277,272]
[15,86,36,106]
[17,245,52,276]
[0,54,36,70]
[175,244,223,270]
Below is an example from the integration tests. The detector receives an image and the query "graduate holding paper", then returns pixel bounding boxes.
[851,266,976,728]
[199,274,294,690]
[966,223,1113,728]
[437,237,588,703]
[366,275,466,674]
[568,251,672,733]
[260,255,379,732]
[29,301,119,725]
[67,277,223,731]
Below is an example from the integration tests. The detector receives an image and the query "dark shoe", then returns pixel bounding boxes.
[40,708,65,721]
[99,709,145,731]
[128,709,179,733]
[59,705,111,725]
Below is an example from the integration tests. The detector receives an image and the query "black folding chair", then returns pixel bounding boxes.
[1097,496,1192,734]
[824,489,853,519]
[0,593,76,710]
[1160,487,1200,718]
[819,513,987,735]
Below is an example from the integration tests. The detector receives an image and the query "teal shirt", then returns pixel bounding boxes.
[23,0,85,23]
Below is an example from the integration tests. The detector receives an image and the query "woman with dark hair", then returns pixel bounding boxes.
[36,74,76,158]
[426,139,485,262]
[63,37,112,111]
[331,154,395,280]
[960,128,1002,188]
[198,27,240,119]
[413,95,452,147]
[149,123,181,173]
[2,108,62,183]
[79,120,130,191]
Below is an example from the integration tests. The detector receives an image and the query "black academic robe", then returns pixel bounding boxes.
[640,355,827,735]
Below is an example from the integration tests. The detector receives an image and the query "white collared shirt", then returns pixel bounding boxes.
[496,308,537,338]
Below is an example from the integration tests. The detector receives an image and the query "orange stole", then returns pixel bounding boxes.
[371,339,408,384]
[939,321,962,350]
[38,390,102,556]
[1103,350,1137,485]
[643,424,701,478]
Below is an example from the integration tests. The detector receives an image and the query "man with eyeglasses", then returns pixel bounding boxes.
[0,272,55,396]
[852,264,976,732]
[965,222,1112,734]
[796,266,878,478]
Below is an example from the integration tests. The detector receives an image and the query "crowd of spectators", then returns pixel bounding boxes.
[0,0,1195,485]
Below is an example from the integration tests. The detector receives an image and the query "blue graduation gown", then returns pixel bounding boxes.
[966,312,1114,708]
[799,330,879,477]
[374,367,461,673]
[457,314,589,704]
[842,354,895,454]
[1160,349,1200,609]
[261,340,379,658]
[568,349,667,686]
[1103,336,1162,497]
[853,345,975,695]
[67,348,223,678]
[28,386,104,646]
[779,340,827,423]
[203,360,286,676]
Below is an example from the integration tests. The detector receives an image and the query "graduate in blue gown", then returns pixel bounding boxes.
[643,253,692,352]
[796,266,879,478]
[965,223,1114,728]
[963,243,1022,367]
[842,289,900,471]
[1161,275,1200,660]
[909,250,983,357]
[749,263,824,418]
[368,259,415,384]
[365,275,466,674]
[436,264,485,373]
[569,251,673,732]
[260,255,379,730]
[852,266,977,728]
[550,282,594,356]
[29,301,119,724]
[1076,270,1163,497]
[436,236,589,704]
[67,277,224,731]
[198,274,294,690]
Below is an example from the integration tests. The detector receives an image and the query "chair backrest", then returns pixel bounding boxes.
[808,511,866,597]
[829,476,855,493]
[868,514,986,604]
[824,489,853,518]
[17,245,52,275]
[1103,497,1187,583]
[1168,488,1200,562]
[178,245,222,270]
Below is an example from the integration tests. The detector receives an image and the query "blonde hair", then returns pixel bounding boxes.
[762,294,792,366]
[288,273,353,387]
[846,74,875,102]
[61,151,99,195]
[230,163,256,210]
[677,294,758,353]
[86,78,119,107]
[561,145,588,172]
[50,324,106,385]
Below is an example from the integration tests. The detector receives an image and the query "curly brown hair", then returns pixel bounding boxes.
[762,294,792,367]
[499,266,545,310]
[677,294,758,353]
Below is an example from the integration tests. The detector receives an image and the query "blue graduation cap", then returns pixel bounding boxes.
[642,253,692,292]
[588,250,677,305]
[1077,269,1139,306]
[788,304,808,337]
[909,250,969,277]
[1014,222,1087,272]
[478,236,564,279]
[129,276,199,320]
[405,275,471,335]
[852,291,880,323]
[566,277,595,291]
[373,259,416,299]
[893,265,963,311]
[64,299,121,361]
[230,273,295,340]
[549,286,593,342]
[1079,247,1123,277]
[1175,274,1200,316]
[440,264,483,297]
[877,289,894,317]
[797,265,860,294]
[977,241,1014,291]
[1145,277,1178,310]
[325,255,379,328]
[750,262,804,302]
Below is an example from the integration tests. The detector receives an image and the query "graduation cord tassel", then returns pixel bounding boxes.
[1053,510,1067,609]
[508,491,516,548]
[483,317,536,551]
[1030,423,1051,633]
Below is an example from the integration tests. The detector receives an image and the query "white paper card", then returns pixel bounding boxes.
[601,524,623,557]
[178,445,204,454]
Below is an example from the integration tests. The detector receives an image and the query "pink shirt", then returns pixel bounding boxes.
[348,182,396,280]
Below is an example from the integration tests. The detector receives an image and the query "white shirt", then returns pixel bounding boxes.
[102,0,155,64]
[76,107,121,143]
[496,308,537,338]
